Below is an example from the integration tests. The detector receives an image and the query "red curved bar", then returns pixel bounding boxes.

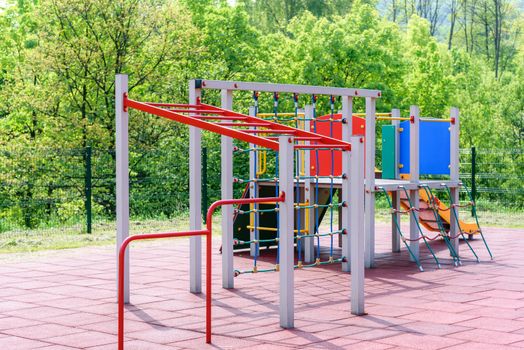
[118,192,286,350]
[118,230,208,350]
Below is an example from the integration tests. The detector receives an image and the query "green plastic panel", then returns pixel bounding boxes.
[382,125,396,179]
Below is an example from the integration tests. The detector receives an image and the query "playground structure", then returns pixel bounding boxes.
[115,75,492,348]
[232,96,492,272]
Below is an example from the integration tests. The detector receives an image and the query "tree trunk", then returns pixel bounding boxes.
[448,0,457,49]
[392,0,398,22]
[493,0,501,78]
[463,0,469,52]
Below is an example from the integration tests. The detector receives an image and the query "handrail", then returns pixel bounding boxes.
[118,230,208,350]
[118,192,286,350]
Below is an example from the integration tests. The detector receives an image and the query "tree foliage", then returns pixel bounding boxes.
[0,0,522,228]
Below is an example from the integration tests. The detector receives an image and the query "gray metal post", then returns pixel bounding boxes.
[391,109,401,252]
[342,96,353,132]
[409,105,420,261]
[248,106,259,257]
[449,107,460,254]
[303,105,315,263]
[189,80,202,294]
[279,135,294,328]
[202,147,208,222]
[364,97,376,268]
[221,89,234,288]
[350,136,365,315]
[341,96,353,272]
[115,74,130,303]
[391,192,401,253]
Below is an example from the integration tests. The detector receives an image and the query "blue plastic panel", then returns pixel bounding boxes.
[399,121,410,173]
[399,120,451,175]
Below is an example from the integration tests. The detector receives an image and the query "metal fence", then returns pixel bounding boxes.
[459,147,524,210]
[0,146,192,241]
[0,146,522,242]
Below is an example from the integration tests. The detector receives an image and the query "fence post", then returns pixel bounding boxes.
[202,147,208,223]
[471,146,476,217]
[85,146,92,234]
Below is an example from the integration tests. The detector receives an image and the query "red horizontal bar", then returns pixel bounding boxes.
[167,109,227,114]
[199,103,351,151]
[125,98,280,151]
[243,129,296,134]
[126,97,352,152]
[268,136,322,141]
[190,115,248,120]
[145,103,201,108]
[216,122,271,127]
[294,144,351,150]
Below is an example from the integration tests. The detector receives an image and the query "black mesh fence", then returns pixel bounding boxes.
[0,146,194,240]
[0,146,521,242]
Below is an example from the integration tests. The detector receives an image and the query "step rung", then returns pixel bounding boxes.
[268,136,322,141]
[242,129,296,134]
[216,122,271,127]
[190,115,249,120]
[168,109,227,114]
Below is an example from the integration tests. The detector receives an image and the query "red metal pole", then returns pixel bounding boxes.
[118,193,286,349]
[206,229,211,343]
[118,230,207,350]
[205,194,285,232]
[203,193,285,343]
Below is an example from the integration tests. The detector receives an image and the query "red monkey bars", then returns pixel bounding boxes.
[124,96,351,151]
[118,193,286,350]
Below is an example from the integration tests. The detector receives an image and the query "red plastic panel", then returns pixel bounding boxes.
[309,114,365,176]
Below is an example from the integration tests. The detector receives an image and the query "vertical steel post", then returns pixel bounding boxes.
[202,147,208,223]
[450,107,460,254]
[391,109,401,252]
[85,146,92,234]
[248,106,259,257]
[303,104,315,263]
[221,89,234,289]
[279,135,294,329]
[409,105,420,261]
[391,192,401,253]
[189,79,202,294]
[341,96,353,272]
[342,96,353,133]
[364,97,376,268]
[350,136,365,315]
[115,74,130,303]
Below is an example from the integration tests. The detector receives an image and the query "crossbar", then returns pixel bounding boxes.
[198,80,381,98]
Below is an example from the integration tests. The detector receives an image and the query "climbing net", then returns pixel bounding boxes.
[232,92,347,276]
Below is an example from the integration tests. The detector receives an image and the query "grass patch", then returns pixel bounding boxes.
[0,209,521,254]
[0,214,222,254]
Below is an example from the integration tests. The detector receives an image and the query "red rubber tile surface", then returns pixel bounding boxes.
[0,224,523,349]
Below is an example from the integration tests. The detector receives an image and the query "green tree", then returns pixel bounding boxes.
[400,15,454,117]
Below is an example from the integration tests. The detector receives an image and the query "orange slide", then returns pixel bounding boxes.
[399,189,480,234]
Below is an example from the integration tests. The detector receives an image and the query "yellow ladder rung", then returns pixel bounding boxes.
[257,112,305,117]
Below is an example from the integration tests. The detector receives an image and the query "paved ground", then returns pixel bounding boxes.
[0,223,524,349]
